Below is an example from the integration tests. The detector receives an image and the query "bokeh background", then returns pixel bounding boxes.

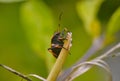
[0,0,120,81]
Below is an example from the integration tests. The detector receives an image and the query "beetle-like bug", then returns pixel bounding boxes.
[48,13,72,58]
[48,28,69,58]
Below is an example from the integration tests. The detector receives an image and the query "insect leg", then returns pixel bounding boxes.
[62,46,71,55]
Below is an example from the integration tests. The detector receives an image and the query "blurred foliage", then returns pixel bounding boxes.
[76,0,103,38]
[106,7,120,37]
[0,0,24,3]
[20,0,54,71]
[0,0,120,81]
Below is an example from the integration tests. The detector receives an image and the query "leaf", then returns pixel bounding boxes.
[59,42,120,81]
[76,0,103,37]
[106,7,120,37]
[20,0,54,70]
[66,64,91,81]
[97,42,120,59]
[65,59,112,81]
[0,0,25,3]
[28,74,47,81]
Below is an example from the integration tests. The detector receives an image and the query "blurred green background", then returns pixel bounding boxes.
[0,0,120,81]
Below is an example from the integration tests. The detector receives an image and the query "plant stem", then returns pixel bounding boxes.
[47,32,72,81]
[0,64,32,81]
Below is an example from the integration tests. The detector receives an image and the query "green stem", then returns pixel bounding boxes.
[47,33,72,81]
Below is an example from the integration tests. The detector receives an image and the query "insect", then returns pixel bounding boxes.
[48,28,69,58]
[48,13,72,58]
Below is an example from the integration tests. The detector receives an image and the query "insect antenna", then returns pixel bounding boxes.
[57,12,63,32]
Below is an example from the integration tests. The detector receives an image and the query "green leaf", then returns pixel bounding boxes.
[106,7,120,37]
[20,0,54,71]
[0,0,25,3]
[76,0,103,38]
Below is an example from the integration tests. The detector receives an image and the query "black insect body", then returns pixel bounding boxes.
[48,29,68,58]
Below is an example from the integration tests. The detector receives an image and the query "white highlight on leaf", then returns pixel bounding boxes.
[28,74,47,81]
